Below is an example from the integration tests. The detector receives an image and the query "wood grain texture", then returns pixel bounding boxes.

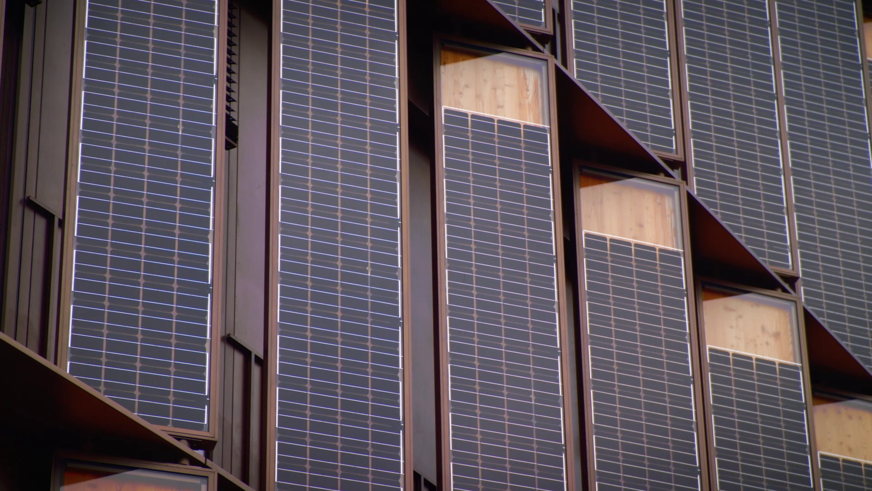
[702,290,797,363]
[579,174,680,249]
[441,47,546,125]
[813,396,872,463]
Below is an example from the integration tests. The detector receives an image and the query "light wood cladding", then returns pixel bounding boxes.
[441,48,546,126]
[814,396,872,463]
[62,468,205,491]
[702,290,798,363]
[579,173,680,249]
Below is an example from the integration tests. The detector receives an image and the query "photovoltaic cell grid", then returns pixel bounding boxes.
[68,0,218,432]
[776,0,872,370]
[683,0,792,270]
[820,453,872,490]
[571,0,676,154]
[582,233,700,491]
[707,348,814,491]
[442,108,566,490]
[276,1,403,489]
[491,0,546,29]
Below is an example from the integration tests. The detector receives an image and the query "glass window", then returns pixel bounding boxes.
[441,45,549,125]
[580,171,682,249]
[59,461,207,491]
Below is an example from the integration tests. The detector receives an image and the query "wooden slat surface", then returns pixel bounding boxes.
[580,173,680,249]
[814,396,872,463]
[702,289,797,363]
[441,47,546,125]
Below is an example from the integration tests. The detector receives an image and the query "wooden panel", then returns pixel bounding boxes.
[814,396,872,463]
[865,20,872,60]
[579,173,680,249]
[702,289,798,363]
[440,47,546,125]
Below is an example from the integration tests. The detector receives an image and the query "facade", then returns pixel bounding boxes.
[3,0,872,490]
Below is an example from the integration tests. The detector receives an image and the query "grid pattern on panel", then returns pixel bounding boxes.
[276,1,403,490]
[491,0,546,28]
[776,0,872,369]
[442,108,565,490]
[683,0,792,269]
[582,233,700,491]
[707,348,814,490]
[571,0,676,154]
[820,453,872,490]
[68,0,218,432]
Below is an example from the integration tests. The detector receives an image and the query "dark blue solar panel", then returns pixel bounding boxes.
[492,0,547,28]
[583,232,700,491]
[442,108,566,490]
[683,0,792,269]
[68,0,219,432]
[275,0,404,489]
[776,0,872,369]
[820,453,872,490]
[571,0,676,154]
[708,349,814,490]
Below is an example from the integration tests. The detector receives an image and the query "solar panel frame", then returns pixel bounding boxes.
[819,452,872,490]
[775,0,872,371]
[568,0,683,157]
[434,43,575,491]
[269,0,409,489]
[61,0,227,437]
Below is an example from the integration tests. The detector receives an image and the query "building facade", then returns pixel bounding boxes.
[2,0,872,490]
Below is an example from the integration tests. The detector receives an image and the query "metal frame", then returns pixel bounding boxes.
[57,0,228,443]
[504,0,554,38]
[561,0,686,164]
[572,163,712,491]
[263,0,413,488]
[693,278,822,491]
[432,35,578,491]
[50,451,216,491]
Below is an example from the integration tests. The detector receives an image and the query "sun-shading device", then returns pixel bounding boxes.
[492,0,547,29]
[701,289,813,490]
[570,0,676,154]
[440,46,567,490]
[814,396,872,490]
[776,0,872,369]
[683,0,792,270]
[579,174,701,491]
[701,289,814,490]
[274,0,404,489]
[68,0,220,432]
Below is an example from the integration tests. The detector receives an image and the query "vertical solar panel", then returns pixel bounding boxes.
[682,0,792,269]
[571,0,676,154]
[442,108,566,490]
[491,0,547,29]
[707,348,814,490]
[820,453,872,490]
[776,0,872,369]
[276,0,404,489]
[582,232,700,491]
[68,0,219,432]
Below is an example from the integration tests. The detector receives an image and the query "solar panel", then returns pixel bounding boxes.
[67,0,219,432]
[491,0,547,29]
[442,107,566,490]
[820,453,872,490]
[775,0,872,369]
[582,232,700,491]
[570,0,676,154]
[707,348,814,490]
[682,0,792,270]
[275,0,404,489]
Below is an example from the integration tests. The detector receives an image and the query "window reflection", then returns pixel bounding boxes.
[60,461,207,491]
